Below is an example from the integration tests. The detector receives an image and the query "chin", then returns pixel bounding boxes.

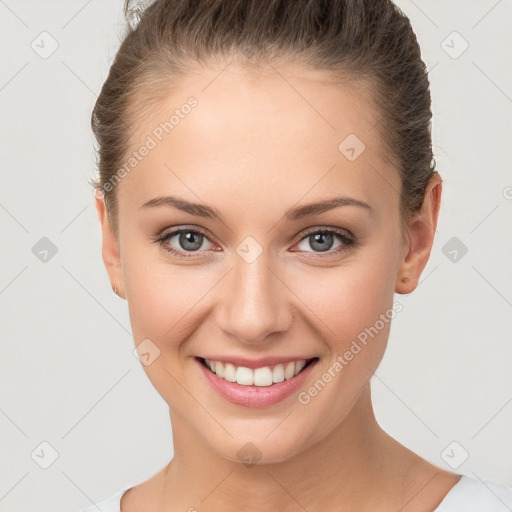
[207,428,313,467]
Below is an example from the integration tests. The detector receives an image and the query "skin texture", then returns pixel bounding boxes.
[95,59,460,511]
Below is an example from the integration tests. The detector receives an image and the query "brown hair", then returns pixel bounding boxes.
[90,0,436,237]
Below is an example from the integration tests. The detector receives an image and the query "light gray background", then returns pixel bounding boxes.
[0,1,511,511]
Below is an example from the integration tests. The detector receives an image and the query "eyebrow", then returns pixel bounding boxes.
[139,194,372,222]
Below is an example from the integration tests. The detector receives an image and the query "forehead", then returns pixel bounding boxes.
[119,60,401,218]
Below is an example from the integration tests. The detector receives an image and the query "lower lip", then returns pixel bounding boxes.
[196,357,318,408]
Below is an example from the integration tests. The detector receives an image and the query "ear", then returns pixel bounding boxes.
[94,190,125,299]
[395,172,442,294]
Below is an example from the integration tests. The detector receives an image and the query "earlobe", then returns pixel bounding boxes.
[94,190,126,299]
[395,172,442,295]
[395,275,414,295]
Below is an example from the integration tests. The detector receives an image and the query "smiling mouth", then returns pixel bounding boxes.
[196,356,319,387]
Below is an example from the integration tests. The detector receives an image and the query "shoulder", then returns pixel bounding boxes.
[77,486,133,512]
[435,474,512,511]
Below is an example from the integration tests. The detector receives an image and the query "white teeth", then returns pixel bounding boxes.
[236,366,254,385]
[203,358,312,386]
[224,362,237,382]
[295,360,306,373]
[284,362,295,380]
[215,361,225,378]
[253,367,273,386]
[272,364,284,383]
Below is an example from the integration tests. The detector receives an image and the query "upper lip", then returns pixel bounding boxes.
[198,355,318,369]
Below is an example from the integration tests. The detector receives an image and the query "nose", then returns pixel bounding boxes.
[217,252,294,345]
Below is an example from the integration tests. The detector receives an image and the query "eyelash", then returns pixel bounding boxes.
[153,225,356,259]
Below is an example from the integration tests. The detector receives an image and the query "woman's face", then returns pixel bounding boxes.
[98,60,416,464]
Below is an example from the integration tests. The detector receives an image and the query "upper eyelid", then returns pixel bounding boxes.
[298,226,353,240]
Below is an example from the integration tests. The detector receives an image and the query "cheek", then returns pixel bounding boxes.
[293,251,399,344]
[122,255,210,402]
[293,271,392,392]
[290,253,401,434]
[124,258,203,345]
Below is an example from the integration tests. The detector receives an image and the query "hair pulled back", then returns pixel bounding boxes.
[90,0,436,236]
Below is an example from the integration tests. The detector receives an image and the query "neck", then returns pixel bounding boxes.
[158,384,413,511]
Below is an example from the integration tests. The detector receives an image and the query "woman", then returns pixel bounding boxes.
[82,0,512,510]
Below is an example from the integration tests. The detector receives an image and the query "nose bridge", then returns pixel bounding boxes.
[218,249,293,344]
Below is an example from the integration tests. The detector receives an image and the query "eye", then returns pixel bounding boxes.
[155,227,217,258]
[153,225,356,260]
[292,227,355,257]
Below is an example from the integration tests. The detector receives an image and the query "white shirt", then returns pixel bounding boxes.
[77,474,512,511]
